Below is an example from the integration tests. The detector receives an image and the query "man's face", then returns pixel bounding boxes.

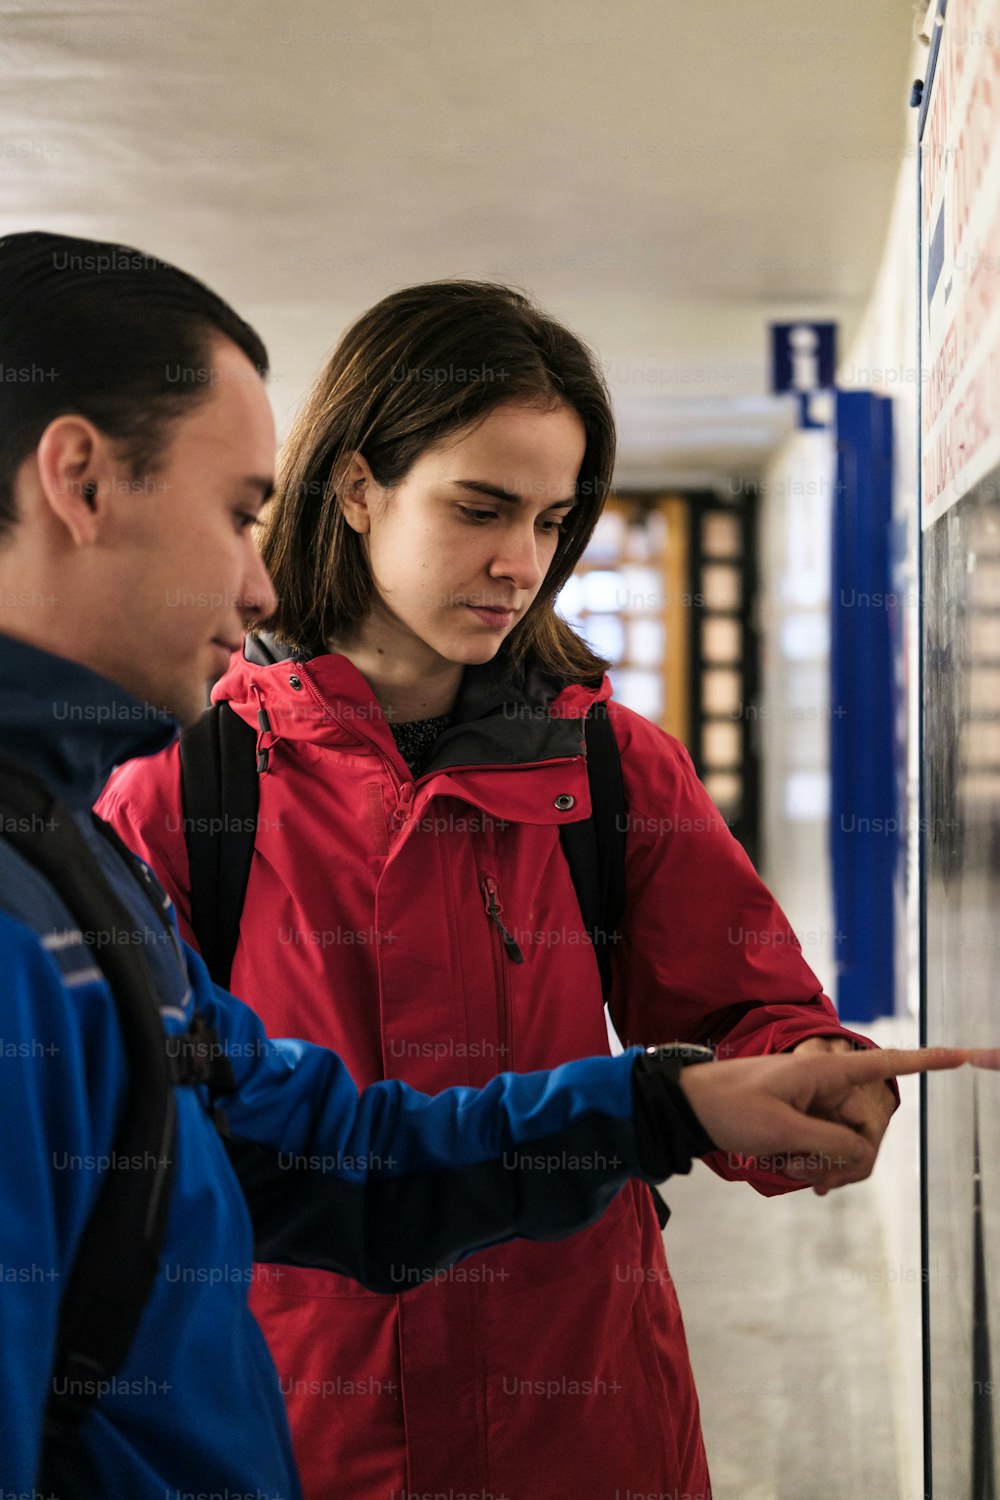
[96,339,277,725]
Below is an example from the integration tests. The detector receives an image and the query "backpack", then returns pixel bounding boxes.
[0,753,233,1489]
[179,698,628,1000]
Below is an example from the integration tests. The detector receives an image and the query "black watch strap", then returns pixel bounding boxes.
[632,1046,718,1181]
[643,1043,716,1068]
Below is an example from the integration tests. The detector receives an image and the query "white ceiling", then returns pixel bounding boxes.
[0,0,921,487]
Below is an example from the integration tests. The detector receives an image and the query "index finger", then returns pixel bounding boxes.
[966,1047,1000,1070]
[835,1047,972,1083]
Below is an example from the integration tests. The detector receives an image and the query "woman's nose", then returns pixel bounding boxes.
[488,526,545,591]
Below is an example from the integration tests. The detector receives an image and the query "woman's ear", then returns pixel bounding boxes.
[338,452,378,535]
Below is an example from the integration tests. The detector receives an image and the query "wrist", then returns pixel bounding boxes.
[631,1045,717,1181]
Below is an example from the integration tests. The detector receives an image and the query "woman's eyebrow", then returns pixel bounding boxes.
[451,479,578,508]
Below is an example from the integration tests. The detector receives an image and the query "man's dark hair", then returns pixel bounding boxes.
[0,231,269,541]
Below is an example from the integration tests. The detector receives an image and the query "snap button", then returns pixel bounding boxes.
[554,793,576,811]
[289,675,302,690]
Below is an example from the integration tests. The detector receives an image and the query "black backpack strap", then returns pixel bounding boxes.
[556,706,667,1227]
[179,702,260,989]
[558,699,627,1005]
[586,700,627,971]
[0,754,177,1467]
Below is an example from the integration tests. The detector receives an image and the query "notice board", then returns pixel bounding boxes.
[919,0,1000,1492]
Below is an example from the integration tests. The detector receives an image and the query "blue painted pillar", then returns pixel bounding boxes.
[829,389,895,1020]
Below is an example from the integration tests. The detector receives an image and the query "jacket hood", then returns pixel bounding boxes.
[212,631,612,775]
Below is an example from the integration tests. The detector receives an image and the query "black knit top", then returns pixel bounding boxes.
[388,714,454,777]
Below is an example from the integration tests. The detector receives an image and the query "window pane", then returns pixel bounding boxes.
[703,617,742,663]
[702,564,742,611]
[623,522,652,563]
[784,771,830,820]
[557,574,585,623]
[611,669,663,721]
[584,510,626,562]
[620,565,662,613]
[702,511,741,558]
[702,669,742,716]
[646,509,670,554]
[584,614,626,662]
[703,771,742,810]
[702,721,742,766]
[779,612,829,661]
[582,570,622,613]
[787,662,827,713]
[629,618,665,667]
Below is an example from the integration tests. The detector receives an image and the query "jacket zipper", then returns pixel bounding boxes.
[481,875,522,1073]
[313,704,413,838]
[481,876,524,964]
[392,780,415,829]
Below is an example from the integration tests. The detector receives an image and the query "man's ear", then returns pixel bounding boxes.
[33,415,113,546]
[338,452,378,535]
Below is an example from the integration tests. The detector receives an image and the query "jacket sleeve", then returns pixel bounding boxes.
[605,702,891,1195]
[0,916,111,1491]
[189,948,705,1294]
[97,743,198,947]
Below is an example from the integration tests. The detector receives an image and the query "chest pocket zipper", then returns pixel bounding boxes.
[481,875,522,1072]
[481,875,523,963]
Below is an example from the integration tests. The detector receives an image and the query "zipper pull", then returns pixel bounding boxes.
[481,877,524,964]
[392,781,416,828]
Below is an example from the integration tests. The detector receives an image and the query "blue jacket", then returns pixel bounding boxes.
[0,636,691,1498]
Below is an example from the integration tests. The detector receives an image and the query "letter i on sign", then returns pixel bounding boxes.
[789,325,820,391]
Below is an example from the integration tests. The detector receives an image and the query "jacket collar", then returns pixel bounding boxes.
[0,633,177,810]
[218,631,608,773]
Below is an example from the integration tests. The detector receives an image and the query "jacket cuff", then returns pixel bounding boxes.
[631,1052,718,1181]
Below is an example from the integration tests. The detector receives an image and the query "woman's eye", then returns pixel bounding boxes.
[458,507,497,524]
[235,511,260,531]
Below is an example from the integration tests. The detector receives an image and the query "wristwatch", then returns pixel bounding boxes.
[643,1043,716,1067]
[632,1042,718,1195]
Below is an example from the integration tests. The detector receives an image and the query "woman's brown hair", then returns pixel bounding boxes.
[256,280,616,682]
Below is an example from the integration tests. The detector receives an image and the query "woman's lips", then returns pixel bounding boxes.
[464,604,514,628]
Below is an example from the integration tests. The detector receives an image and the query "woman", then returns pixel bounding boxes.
[100,282,893,1500]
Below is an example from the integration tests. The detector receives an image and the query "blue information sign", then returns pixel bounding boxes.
[770,321,838,394]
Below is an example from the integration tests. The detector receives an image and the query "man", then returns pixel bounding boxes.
[0,231,964,1497]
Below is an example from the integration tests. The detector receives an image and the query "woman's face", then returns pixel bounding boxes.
[346,400,587,671]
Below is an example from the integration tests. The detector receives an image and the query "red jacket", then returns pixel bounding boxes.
[99,644,876,1500]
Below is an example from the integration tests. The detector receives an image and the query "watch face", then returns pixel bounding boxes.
[645,1043,716,1066]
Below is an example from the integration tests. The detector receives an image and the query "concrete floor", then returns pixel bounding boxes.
[661,1163,909,1500]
